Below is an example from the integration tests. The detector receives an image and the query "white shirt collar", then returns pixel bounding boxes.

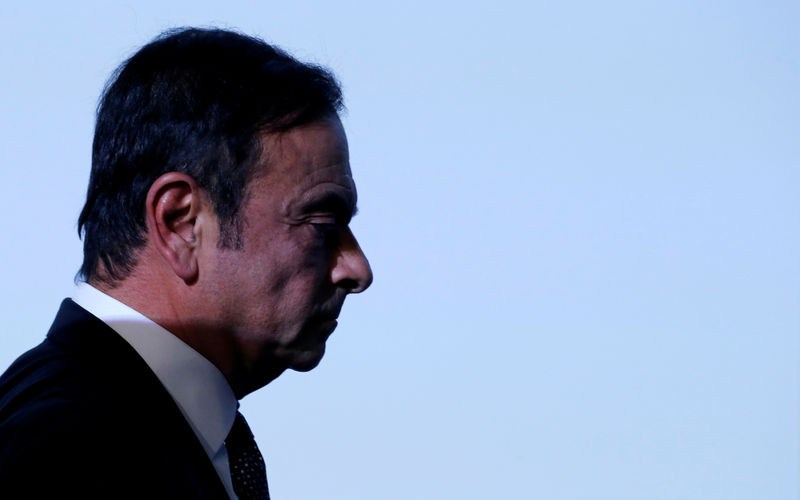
[71,282,238,461]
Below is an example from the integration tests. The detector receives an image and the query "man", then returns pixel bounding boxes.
[0,27,372,499]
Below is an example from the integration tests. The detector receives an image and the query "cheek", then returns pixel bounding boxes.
[234,227,335,312]
[262,239,329,304]
[295,226,340,272]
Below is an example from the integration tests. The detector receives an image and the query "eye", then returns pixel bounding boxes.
[308,218,337,229]
[306,214,346,239]
[307,211,348,228]
[306,219,345,251]
[299,194,355,228]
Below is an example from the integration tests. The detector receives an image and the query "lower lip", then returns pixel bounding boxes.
[321,319,338,336]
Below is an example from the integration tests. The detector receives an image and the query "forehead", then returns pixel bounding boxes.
[266,116,350,175]
[248,115,356,209]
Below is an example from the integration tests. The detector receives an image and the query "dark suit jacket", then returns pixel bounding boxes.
[0,299,230,499]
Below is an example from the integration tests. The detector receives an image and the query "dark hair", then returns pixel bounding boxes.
[77,27,343,285]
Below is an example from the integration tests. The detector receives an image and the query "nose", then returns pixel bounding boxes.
[331,228,373,293]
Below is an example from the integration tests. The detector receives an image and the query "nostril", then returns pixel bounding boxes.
[339,278,361,292]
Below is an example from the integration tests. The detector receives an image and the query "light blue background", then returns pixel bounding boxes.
[1,2,797,498]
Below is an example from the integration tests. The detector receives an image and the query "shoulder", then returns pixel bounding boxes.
[0,343,221,497]
[0,337,149,487]
[0,301,228,498]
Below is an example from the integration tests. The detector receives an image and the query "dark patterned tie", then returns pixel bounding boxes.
[227,411,270,499]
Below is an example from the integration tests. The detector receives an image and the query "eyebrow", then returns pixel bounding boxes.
[302,191,358,220]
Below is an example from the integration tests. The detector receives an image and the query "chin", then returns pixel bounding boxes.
[288,347,326,372]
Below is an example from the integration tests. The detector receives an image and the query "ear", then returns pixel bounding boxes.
[145,172,206,284]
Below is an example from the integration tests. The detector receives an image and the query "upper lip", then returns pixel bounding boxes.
[321,302,344,321]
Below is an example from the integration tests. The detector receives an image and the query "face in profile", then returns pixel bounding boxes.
[202,114,373,391]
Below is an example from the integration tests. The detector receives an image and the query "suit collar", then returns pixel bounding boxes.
[71,283,238,463]
[44,297,232,498]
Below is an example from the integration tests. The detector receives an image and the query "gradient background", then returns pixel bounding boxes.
[0,1,797,499]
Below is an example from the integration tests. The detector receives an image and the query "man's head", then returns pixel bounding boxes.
[78,28,372,396]
[78,27,345,285]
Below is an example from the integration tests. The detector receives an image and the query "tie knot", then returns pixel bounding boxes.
[228,411,255,446]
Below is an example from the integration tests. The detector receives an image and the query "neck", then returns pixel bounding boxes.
[89,273,284,399]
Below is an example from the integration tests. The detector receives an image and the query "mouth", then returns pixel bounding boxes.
[320,318,338,338]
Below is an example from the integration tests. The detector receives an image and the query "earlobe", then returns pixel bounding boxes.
[146,172,204,284]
